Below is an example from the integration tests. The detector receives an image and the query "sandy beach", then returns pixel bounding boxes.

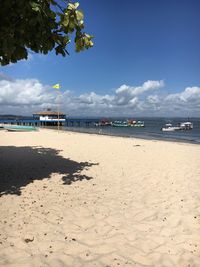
[0,128,200,267]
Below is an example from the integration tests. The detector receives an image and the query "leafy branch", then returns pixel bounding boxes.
[0,1,94,65]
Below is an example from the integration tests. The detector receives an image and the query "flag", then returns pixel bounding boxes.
[52,83,60,89]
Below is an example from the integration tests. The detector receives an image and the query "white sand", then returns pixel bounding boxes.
[0,129,200,267]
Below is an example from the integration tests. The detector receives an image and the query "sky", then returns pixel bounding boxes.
[0,0,200,117]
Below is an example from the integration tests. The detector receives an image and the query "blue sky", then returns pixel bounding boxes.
[0,0,200,116]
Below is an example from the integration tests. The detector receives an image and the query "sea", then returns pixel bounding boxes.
[62,117,200,144]
[1,117,199,144]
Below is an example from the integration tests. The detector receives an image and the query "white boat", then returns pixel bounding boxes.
[179,122,193,130]
[161,123,180,132]
[133,120,145,127]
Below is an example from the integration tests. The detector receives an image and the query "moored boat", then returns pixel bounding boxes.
[4,125,38,132]
[179,121,193,130]
[112,120,129,127]
[94,119,112,127]
[112,120,145,127]
[161,121,193,132]
[161,123,180,132]
[127,120,136,126]
[133,120,145,127]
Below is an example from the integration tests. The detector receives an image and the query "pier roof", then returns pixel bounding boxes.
[33,111,65,116]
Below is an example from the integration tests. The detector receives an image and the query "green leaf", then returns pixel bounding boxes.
[63,36,70,45]
[75,10,84,21]
[67,3,76,10]
[55,45,66,56]
[62,16,69,27]
[74,2,80,9]
[30,2,40,12]
[68,2,79,10]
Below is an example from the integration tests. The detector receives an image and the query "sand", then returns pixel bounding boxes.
[0,128,200,267]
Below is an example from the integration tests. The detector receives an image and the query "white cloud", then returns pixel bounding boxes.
[115,80,164,96]
[166,86,200,103]
[145,87,200,116]
[0,79,55,114]
[147,95,160,104]
[0,77,199,117]
[113,80,164,109]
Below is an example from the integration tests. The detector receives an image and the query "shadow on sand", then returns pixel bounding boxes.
[0,146,98,196]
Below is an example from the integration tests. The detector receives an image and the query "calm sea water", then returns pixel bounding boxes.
[63,117,200,144]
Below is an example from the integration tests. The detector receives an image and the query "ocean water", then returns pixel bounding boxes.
[63,117,200,144]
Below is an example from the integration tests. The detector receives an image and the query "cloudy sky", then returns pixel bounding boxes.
[1,0,200,117]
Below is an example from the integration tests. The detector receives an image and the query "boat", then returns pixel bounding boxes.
[127,120,136,126]
[4,125,38,132]
[112,120,145,127]
[112,120,129,127]
[161,123,181,132]
[179,121,193,130]
[133,120,145,127]
[94,119,112,127]
[161,121,193,132]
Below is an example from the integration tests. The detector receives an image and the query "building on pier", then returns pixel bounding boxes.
[33,109,66,126]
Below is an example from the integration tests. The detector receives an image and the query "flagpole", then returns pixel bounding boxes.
[52,83,61,132]
[57,88,60,132]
